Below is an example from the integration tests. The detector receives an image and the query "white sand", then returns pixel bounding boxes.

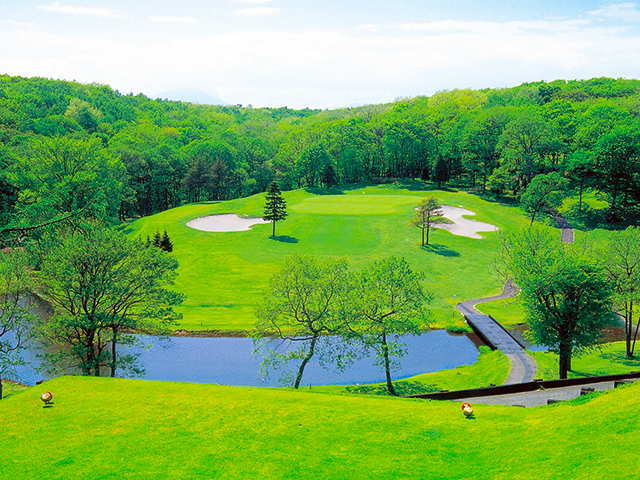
[187,206,497,238]
[432,205,498,239]
[186,214,270,232]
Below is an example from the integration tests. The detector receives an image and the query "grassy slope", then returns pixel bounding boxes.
[125,185,532,331]
[1,375,638,479]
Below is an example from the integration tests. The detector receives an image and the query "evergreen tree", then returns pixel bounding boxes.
[263,182,287,236]
[152,231,162,248]
[322,163,338,187]
[433,155,449,188]
[160,229,173,253]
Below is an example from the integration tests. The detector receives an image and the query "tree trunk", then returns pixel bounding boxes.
[578,178,584,211]
[272,220,276,237]
[559,353,570,379]
[0,374,3,400]
[421,226,425,246]
[626,302,633,358]
[382,332,397,396]
[559,341,571,379]
[631,307,640,358]
[111,328,117,378]
[294,335,317,389]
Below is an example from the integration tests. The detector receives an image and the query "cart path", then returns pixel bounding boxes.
[455,212,576,383]
[457,280,537,384]
[549,209,575,244]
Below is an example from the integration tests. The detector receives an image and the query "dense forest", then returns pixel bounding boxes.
[2,74,640,239]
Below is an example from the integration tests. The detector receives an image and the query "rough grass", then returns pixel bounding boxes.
[1,375,638,479]
[125,185,533,331]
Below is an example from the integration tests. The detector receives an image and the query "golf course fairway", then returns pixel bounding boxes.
[125,185,532,331]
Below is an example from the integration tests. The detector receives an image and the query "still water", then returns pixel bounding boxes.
[13,330,478,387]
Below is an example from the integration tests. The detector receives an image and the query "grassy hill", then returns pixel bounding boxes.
[1,375,638,479]
[125,184,533,331]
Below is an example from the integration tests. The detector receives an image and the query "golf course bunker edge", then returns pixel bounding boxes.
[434,205,499,239]
[186,213,271,232]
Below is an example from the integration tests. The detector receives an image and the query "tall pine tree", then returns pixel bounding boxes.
[160,229,173,252]
[263,181,287,236]
[433,155,449,188]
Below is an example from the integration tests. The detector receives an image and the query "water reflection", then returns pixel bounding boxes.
[13,330,478,387]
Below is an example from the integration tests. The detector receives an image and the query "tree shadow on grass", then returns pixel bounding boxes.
[599,352,640,367]
[304,187,344,195]
[564,203,640,232]
[270,235,299,243]
[421,243,460,257]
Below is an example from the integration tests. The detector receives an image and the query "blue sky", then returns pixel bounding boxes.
[1,1,640,108]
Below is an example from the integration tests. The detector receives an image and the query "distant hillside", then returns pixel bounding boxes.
[153,87,228,105]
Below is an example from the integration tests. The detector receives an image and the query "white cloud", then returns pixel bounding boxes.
[588,2,640,22]
[4,20,40,29]
[232,7,280,16]
[149,16,199,25]
[36,2,125,19]
[2,14,640,108]
[358,19,591,34]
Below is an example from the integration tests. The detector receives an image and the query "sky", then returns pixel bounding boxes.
[1,1,640,109]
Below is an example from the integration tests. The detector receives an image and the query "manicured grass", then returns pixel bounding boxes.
[126,184,534,331]
[309,346,510,395]
[476,299,526,329]
[529,341,640,380]
[1,375,638,479]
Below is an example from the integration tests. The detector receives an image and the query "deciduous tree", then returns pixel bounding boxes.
[39,226,183,377]
[519,172,566,225]
[254,255,350,389]
[410,197,444,246]
[602,227,640,358]
[0,250,36,400]
[349,256,432,395]
[500,226,613,379]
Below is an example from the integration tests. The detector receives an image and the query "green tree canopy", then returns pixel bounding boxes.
[348,256,432,395]
[38,226,183,377]
[410,196,444,246]
[519,171,567,225]
[0,250,36,400]
[500,226,614,379]
[602,227,640,357]
[8,136,125,242]
[254,254,350,389]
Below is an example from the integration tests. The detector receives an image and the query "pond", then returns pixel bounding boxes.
[12,330,479,387]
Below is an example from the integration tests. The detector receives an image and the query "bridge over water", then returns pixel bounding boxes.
[457,280,537,384]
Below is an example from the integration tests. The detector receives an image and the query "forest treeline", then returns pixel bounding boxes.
[2,74,640,234]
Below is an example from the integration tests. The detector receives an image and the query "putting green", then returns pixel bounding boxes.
[126,185,533,331]
[290,194,418,215]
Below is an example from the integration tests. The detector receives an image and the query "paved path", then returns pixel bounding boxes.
[456,379,639,408]
[454,210,575,385]
[457,280,538,384]
[549,208,574,244]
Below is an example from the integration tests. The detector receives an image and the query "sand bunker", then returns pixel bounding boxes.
[432,205,498,239]
[186,214,270,232]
